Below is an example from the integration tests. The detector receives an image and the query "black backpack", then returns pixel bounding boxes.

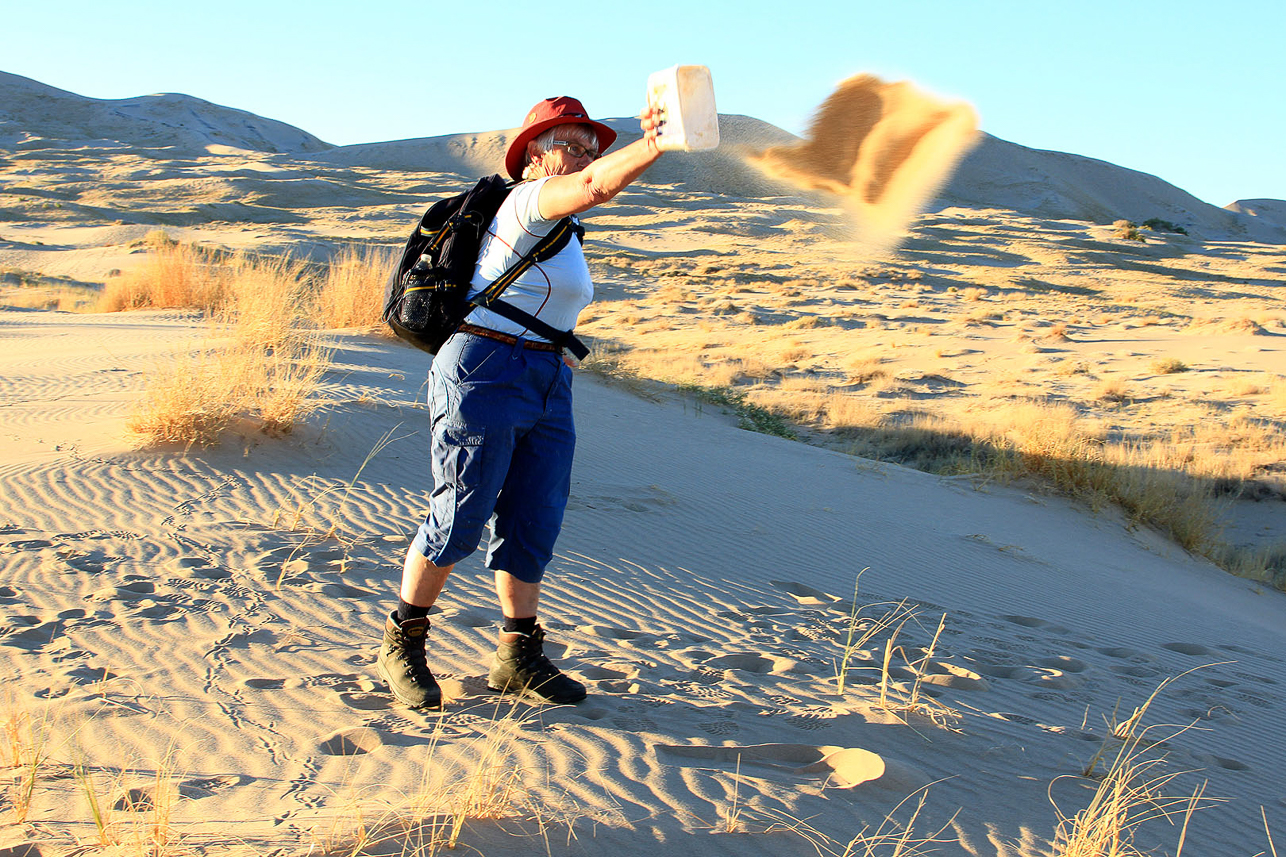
[383,174,589,358]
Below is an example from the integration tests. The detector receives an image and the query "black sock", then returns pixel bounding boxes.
[502,615,537,635]
[397,599,430,624]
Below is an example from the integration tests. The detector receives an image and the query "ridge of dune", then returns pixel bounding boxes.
[2,69,1282,242]
[939,133,1286,243]
[0,69,332,155]
[1226,197,1286,232]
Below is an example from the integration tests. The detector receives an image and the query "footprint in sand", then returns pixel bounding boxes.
[966,658,1084,689]
[1110,664,1162,678]
[339,692,391,711]
[919,661,991,691]
[578,664,640,682]
[1036,656,1088,672]
[114,784,180,812]
[61,664,121,686]
[655,742,926,791]
[1097,646,1159,664]
[307,672,378,693]
[1193,752,1251,772]
[2,617,65,652]
[171,555,231,580]
[6,538,56,551]
[1219,643,1283,664]
[65,552,113,574]
[178,774,253,800]
[578,624,659,646]
[319,727,384,756]
[698,720,740,736]
[444,608,494,628]
[1000,614,1073,634]
[703,653,783,674]
[786,711,838,731]
[1162,642,1214,657]
[769,579,842,606]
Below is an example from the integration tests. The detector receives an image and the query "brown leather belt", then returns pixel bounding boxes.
[456,323,561,352]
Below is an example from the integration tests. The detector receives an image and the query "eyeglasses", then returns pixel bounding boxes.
[550,140,600,160]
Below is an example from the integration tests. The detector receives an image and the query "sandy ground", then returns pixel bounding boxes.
[2,80,1285,855]
[1,307,1284,857]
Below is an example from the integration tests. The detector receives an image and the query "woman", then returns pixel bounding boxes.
[377,96,665,708]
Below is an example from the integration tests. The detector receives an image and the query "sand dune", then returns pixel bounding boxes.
[3,69,1282,240]
[1226,198,1286,232]
[2,310,1284,857]
[941,134,1286,243]
[0,70,330,154]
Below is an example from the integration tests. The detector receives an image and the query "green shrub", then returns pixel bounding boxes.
[1141,217,1188,235]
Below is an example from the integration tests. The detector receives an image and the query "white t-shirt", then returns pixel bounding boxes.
[465,176,593,341]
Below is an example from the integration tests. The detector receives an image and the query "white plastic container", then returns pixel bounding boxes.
[646,65,720,151]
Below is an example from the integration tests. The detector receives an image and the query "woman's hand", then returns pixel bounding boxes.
[640,103,665,149]
[536,105,669,219]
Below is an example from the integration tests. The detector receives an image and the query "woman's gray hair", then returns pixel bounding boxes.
[521,125,599,181]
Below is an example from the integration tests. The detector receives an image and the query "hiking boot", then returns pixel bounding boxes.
[376,611,442,709]
[487,626,586,704]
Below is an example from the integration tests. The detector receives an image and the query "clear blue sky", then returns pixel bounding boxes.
[7,0,1284,206]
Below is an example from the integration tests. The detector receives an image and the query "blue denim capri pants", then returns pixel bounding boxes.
[411,331,575,584]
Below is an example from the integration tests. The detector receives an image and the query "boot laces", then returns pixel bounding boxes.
[396,629,434,680]
[514,629,560,679]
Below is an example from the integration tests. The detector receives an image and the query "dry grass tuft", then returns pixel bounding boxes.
[104,239,370,446]
[1150,358,1188,375]
[1095,377,1132,404]
[99,241,230,312]
[3,700,51,823]
[128,336,332,447]
[1053,674,1216,857]
[762,787,959,856]
[321,701,565,857]
[315,244,394,330]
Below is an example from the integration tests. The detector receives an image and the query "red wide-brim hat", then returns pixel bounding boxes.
[504,96,618,180]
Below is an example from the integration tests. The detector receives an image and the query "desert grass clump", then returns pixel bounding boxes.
[126,347,243,447]
[118,243,341,446]
[222,251,312,350]
[322,702,562,857]
[128,335,333,447]
[1150,358,1188,375]
[763,787,958,856]
[681,385,797,439]
[833,569,921,696]
[0,272,101,312]
[3,701,51,823]
[1141,217,1188,235]
[99,240,230,312]
[1053,675,1214,857]
[1095,377,1133,404]
[315,244,394,330]
[1113,220,1145,242]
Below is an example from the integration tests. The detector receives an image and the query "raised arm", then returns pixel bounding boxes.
[536,106,664,220]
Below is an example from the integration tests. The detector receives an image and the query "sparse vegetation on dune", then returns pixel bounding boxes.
[0,268,101,311]
[316,244,396,330]
[107,236,366,446]
[99,232,231,313]
[577,221,1286,590]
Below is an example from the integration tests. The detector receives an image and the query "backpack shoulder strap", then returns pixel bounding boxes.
[472,217,580,307]
[468,217,589,360]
